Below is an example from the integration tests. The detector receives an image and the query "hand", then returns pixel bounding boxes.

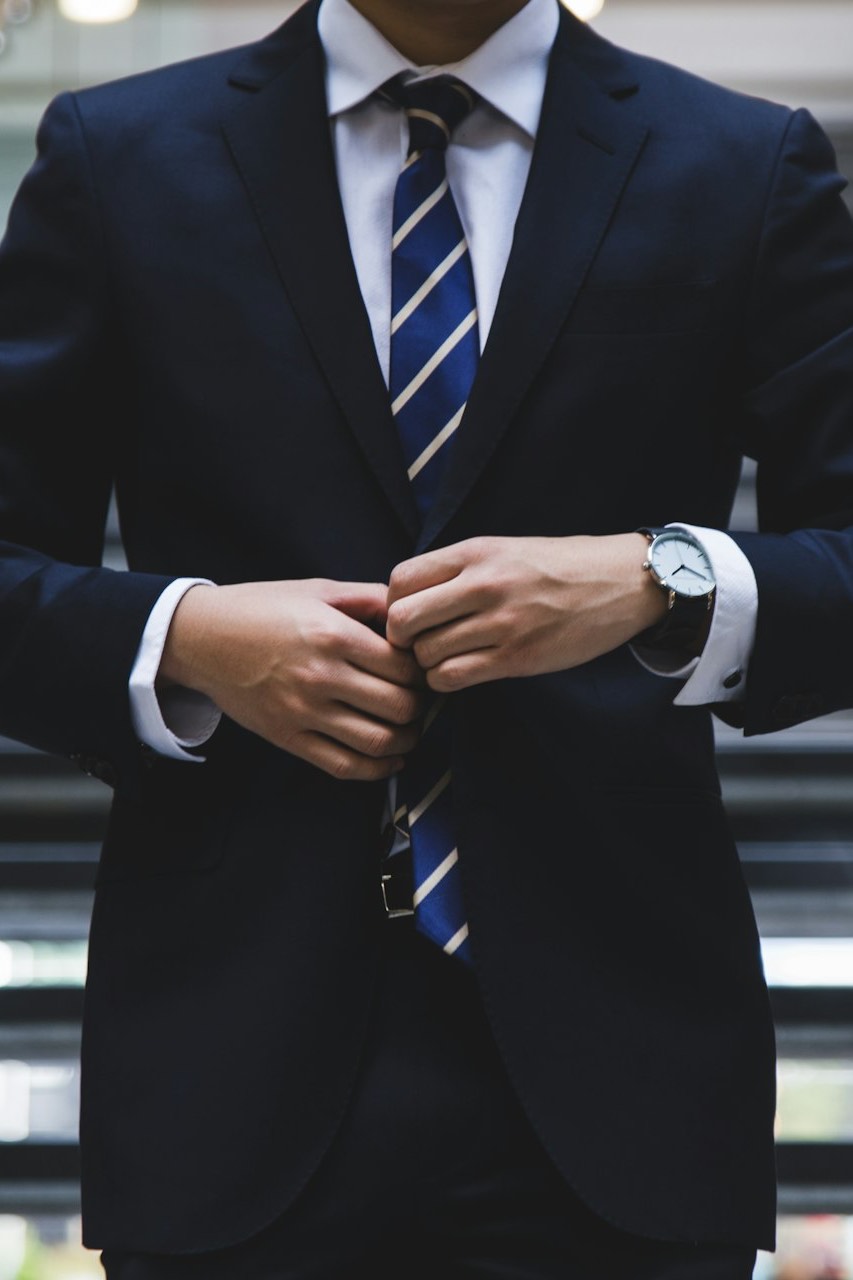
[160,579,425,780]
[386,534,667,692]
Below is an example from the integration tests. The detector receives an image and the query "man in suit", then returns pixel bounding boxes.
[1,0,852,1273]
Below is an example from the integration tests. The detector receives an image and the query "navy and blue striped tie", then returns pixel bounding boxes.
[385,75,478,965]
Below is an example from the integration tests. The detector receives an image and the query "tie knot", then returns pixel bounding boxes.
[381,74,476,155]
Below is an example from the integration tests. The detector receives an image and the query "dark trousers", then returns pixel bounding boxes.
[101,919,758,1279]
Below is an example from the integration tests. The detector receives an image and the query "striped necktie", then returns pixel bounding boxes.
[384,75,478,965]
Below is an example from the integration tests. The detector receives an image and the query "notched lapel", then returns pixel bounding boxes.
[221,5,419,540]
[418,15,649,552]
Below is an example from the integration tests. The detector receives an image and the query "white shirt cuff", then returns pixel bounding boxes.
[128,578,222,763]
[632,524,758,705]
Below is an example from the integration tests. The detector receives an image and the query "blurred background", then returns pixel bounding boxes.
[1,0,852,1276]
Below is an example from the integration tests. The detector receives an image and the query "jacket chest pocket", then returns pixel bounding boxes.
[568,281,722,335]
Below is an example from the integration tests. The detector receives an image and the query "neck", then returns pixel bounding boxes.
[347,0,531,65]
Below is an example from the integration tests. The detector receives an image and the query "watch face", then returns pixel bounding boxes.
[650,532,715,598]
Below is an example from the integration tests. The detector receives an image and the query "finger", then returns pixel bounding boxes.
[333,610,425,687]
[426,650,504,694]
[387,544,473,608]
[387,578,482,648]
[332,669,425,725]
[296,731,406,783]
[318,581,389,630]
[322,707,422,758]
[412,616,499,670]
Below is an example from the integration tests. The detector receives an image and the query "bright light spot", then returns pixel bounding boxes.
[0,1217,27,1278]
[562,0,605,22]
[57,0,138,22]
[0,941,87,988]
[778,1061,853,1087]
[0,942,34,989]
[0,1063,31,1142]
[762,938,853,988]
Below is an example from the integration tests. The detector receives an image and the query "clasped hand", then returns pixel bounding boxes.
[387,533,662,691]
[162,535,662,782]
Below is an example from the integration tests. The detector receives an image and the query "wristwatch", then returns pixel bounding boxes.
[635,527,716,651]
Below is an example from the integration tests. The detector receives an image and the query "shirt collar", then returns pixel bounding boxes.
[317,0,560,139]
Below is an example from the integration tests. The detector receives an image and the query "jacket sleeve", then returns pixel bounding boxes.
[725,107,853,735]
[0,92,175,770]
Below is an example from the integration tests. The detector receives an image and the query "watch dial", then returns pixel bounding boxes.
[652,534,714,597]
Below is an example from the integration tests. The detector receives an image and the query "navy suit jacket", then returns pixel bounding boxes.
[1,0,852,1254]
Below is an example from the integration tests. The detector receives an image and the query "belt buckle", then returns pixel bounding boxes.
[381,873,415,919]
[380,839,415,919]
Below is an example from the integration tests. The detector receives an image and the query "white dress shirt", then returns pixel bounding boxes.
[128,0,758,761]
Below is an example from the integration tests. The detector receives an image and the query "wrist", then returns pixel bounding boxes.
[624,532,669,634]
[159,584,220,692]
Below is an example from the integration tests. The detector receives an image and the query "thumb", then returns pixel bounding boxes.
[321,581,389,629]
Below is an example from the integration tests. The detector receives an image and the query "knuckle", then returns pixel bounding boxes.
[290,692,317,728]
[313,620,343,653]
[470,535,496,561]
[363,725,394,758]
[387,600,408,633]
[300,657,329,690]
[388,564,411,597]
[430,666,456,693]
[439,661,473,692]
[495,609,515,639]
[389,688,419,724]
[371,727,402,752]
[413,637,432,668]
[329,753,357,781]
[470,580,495,608]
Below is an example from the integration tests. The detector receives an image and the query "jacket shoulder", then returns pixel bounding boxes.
[66,0,317,137]
[614,39,793,143]
[69,43,255,133]
[572,17,795,148]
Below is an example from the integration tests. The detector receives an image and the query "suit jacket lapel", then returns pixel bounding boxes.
[221,1,419,540]
[417,10,649,552]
